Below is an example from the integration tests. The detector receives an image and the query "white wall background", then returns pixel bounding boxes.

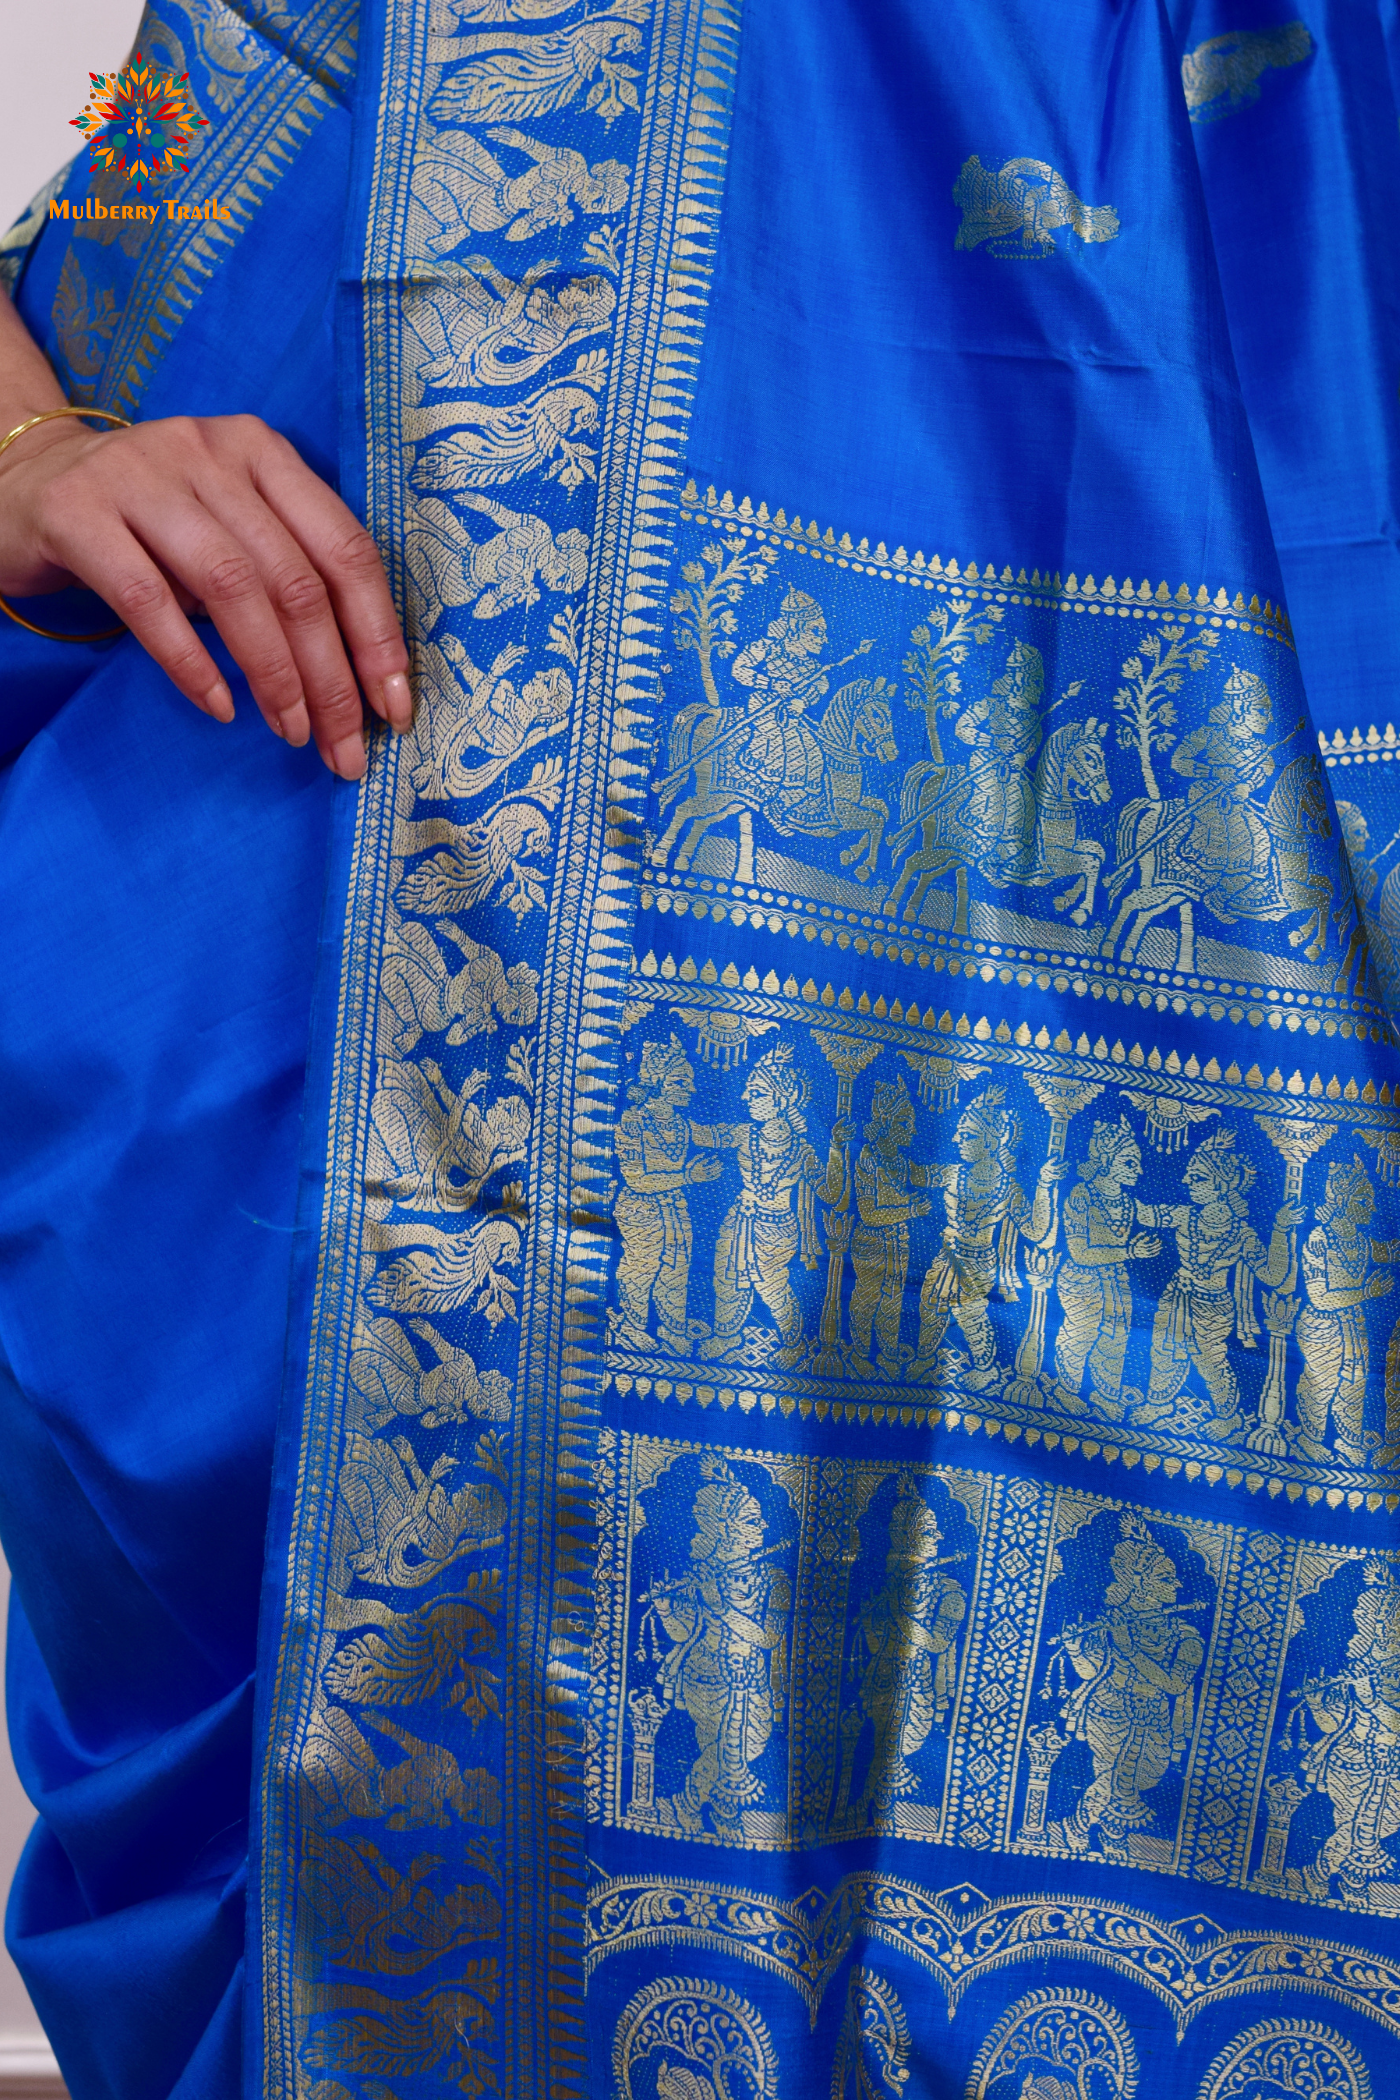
[0,5,147,2075]
[0,0,146,231]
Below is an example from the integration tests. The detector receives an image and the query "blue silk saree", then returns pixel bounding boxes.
[8,3,1400,2096]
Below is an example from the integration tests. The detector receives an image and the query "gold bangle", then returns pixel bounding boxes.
[0,406,132,643]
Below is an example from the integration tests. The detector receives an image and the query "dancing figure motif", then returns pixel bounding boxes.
[1133,1126,1298,1440]
[1297,1559,1400,1905]
[910,1086,1065,1388]
[1048,1514,1204,1863]
[1052,1117,1160,1422]
[1292,1158,1397,1466]
[855,1477,966,1817]
[700,1043,843,1367]
[648,1458,790,1836]
[847,1077,934,1376]
[612,1036,723,1352]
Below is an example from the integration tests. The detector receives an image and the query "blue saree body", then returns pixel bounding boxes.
[7,4,1400,2097]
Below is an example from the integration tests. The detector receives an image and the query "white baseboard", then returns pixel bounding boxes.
[0,2036,64,2098]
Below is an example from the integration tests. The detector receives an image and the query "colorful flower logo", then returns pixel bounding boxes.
[70,54,208,192]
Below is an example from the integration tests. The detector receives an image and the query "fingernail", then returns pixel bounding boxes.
[382,672,413,731]
[331,731,366,781]
[279,700,311,748]
[205,679,235,723]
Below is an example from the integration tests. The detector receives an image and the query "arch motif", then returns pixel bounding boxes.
[966,1988,1137,2100]
[612,1975,779,2099]
[1196,2019,1372,2100]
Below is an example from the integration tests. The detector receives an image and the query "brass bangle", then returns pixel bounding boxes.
[0,407,132,643]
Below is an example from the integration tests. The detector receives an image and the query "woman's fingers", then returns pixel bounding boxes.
[23,413,413,777]
[153,473,371,773]
[242,424,412,732]
[34,487,235,722]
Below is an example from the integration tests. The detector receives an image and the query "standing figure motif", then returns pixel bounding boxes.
[1133,1126,1298,1440]
[612,1037,723,1353]
[954,638,1044,879]
[1292,1158,1397,1466]
[910,1086,1064,1389]
[1048,1514,1204,1862]
[848,1078,934,1376]
[730,587,831,828]
[700,1042,842,1366]
[855,1476,966,1818]
[648,1457,790,1836]
[1169,664,1280,916]
[1297,1559,1400,1905]
[1052,1118,1160,1421]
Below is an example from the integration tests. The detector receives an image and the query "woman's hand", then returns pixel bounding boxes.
[0,408,410,779]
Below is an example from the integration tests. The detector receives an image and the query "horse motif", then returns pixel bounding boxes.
[649,675,898,887]
[1100,752,1364,984]
[884,717,1111,931]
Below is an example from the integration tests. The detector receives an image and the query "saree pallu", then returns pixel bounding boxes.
[7,3,1400,2097]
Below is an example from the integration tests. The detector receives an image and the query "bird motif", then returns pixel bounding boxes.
[427,16,645,128]
[404,256,614,394]
[367,1213,522,1326]
[433,0,583,24]
[412,371,604,493]
[406,489,589,629]
[411,124,629,251]
[350,1313,513,1430]
[337,1432,506,1588]
[395,800,554,919]
[195,4,287,111]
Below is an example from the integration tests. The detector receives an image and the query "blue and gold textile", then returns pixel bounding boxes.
[9,4,1400,2098]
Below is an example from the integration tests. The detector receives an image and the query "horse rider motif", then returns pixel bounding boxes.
[650,586,895,884]
[1101,667,1356,979]
[729,588,831,825]
[886,639,1110,930]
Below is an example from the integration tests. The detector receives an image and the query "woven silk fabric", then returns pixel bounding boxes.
[7,4,1400,2098]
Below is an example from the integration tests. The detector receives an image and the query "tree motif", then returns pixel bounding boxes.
[1112,622,1219,800]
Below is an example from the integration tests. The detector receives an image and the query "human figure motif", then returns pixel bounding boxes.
[1293,1158,1397,1466]
[1169,664,1279,914]
[909,1086,1065,1389]
[1134,1126,1298,1440]
[1298,1559,1400,1904]
[1337,798,1400,990]
[848,1078,933,1376]
[855,1476,966,1817]
[1049,1513,1204,1862]
[953,638,1044,878]
[1052,1117,1160,1421]
[649,1457,790,1835]
[730,587,830,826]
[699,1042,843,1367]
[612,1036,723,1353]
